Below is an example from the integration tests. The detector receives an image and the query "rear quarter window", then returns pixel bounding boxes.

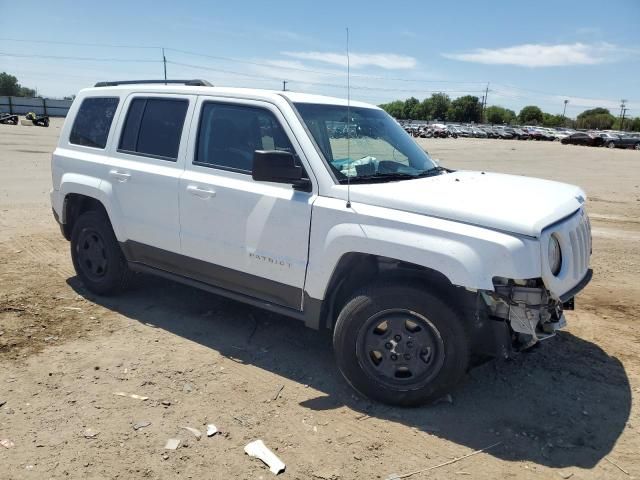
[69,97,119,149]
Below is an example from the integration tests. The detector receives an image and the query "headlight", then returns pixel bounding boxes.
[548,235,562,275]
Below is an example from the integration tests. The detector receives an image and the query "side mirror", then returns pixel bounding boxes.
[252,150,307,187]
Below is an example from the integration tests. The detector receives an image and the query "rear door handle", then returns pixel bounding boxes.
[109,169,131,182]
[186,184,216,199]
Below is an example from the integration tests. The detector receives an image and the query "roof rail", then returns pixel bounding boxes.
[94,79,213,87]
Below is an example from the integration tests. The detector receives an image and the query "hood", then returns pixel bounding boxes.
[346,171,585,237]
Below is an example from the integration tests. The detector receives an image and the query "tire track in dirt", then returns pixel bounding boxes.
[13,233,76,279]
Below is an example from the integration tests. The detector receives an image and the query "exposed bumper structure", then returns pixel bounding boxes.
[481,270,592,350]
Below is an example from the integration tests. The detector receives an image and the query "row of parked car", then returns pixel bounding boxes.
[560,131,640,149]
[401,122,640,150]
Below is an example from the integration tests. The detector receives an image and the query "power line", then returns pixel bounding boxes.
[165,47,489,84]
[0,38,488,84]
[0,37,160,49]
[494,83,636,104]
[168,60,487,94]
[0,51,160,63]
[3,40,632,110]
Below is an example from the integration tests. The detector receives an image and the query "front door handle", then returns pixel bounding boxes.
[186,184,216,199]
[109,169,131,182]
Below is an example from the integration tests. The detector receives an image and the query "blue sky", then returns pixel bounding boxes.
[1,0,638,117]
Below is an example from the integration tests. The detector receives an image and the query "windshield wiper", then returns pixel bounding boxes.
[415,166,449,177]
[339,172,417,184]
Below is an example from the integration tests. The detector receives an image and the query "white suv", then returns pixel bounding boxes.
[50,80,592,406]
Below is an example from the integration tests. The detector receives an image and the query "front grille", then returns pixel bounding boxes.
[567,211,591,281]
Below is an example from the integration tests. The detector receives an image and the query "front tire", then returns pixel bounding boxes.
[333,283,469,406]
[70,210,129,295]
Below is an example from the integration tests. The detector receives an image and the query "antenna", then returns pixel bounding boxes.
[346,27,352,209]
[162,47,167,84]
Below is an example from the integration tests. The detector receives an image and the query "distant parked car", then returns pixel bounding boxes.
[510,128,530,140]
[456,126,473,138]
[551,130,572,141]
[561,132,605,147]
[520,127,541,140]
[471,127,488,138]
[482,127,499,139]
[431,124,449,138]
[603,134,640,150]
[597,132,619,140]
[524,128,554,141]
[495,128,515,139]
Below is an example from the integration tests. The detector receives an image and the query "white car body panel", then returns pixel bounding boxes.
[178,96,316,302]
[304,195,542,300]
[51,84,592,317]
[98,92,197,253]
[335,171,585,238]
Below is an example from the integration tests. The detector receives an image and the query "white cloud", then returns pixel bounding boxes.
[442,42,624,67]
[281,51,417,69]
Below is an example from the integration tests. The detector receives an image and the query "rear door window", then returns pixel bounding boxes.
[118,97,188,161]
[69,97,119,149]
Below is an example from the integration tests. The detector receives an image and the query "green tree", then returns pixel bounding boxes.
[447,95,482,123]
[0,72,21,96]
[629,117,640,132]
[542,113,567,127]
[379,100,405,119]
[0,72,36,97]
[518,105,544,124]
[418,97,432,120]
[403,97,420,120]
[486,105,516,125]
[576,107,615,130]
[429,93,450,121]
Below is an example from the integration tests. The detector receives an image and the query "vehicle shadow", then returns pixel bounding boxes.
[68,273,632,469]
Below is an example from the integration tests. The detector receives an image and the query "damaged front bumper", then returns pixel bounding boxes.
[482,279,570,351]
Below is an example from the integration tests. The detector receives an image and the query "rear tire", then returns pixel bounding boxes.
[608,141,615,149]
[333,282,469,406]
[70,210,129,295]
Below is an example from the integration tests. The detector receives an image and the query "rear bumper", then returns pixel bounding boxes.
[50,189,67,238]
[50,188,63,220]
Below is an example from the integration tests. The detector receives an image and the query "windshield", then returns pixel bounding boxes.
[294,102,438,183]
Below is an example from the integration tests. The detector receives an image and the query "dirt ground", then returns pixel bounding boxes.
[1,118,639,479]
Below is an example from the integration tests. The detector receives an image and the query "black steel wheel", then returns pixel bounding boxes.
[70,210,129,295]
[76,227,108,282]
[356,309,445,390]
[333,282,469,406]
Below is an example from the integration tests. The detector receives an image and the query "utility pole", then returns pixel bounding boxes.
[282,81,288,91]
[620,99,627,130]
[162,48,167,83]
[482,83,489,121]
[562,99,569,117]
[621,107,628,132]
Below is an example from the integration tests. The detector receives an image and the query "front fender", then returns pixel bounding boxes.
[305,198,541,300]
